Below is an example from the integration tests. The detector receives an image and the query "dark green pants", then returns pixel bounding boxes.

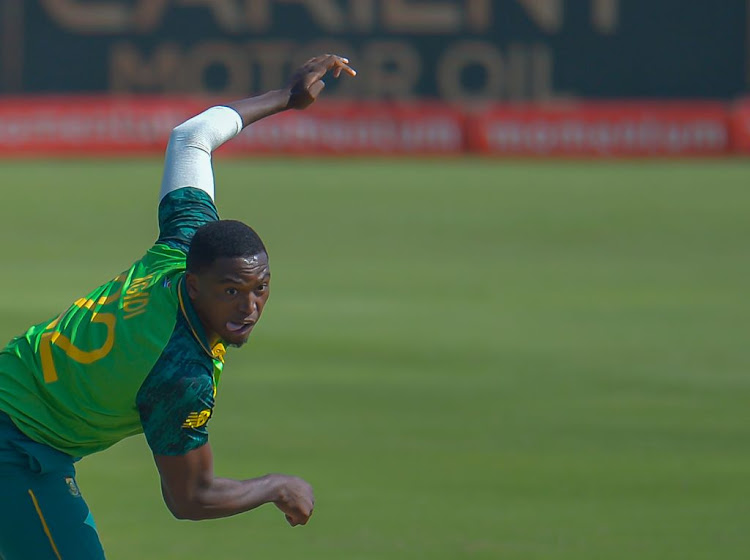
[0,412,105,559]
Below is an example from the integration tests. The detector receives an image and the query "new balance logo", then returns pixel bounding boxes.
[182,409,212,429]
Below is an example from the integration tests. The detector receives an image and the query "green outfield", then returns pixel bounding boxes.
[0,158,748,559]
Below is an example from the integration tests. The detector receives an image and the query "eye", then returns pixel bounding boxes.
[225,287,238,296]
[255,283,269,294]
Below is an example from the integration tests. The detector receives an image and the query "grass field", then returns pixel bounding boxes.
[0,158,748,559]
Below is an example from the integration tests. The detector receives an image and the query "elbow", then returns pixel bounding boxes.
[165,498,190,520]
[167,122,187,145]
[166,122,210,156]
[171,508,200,521]
[167,499,210,521]
[163,487,213,521]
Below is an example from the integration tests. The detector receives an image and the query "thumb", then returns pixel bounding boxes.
[309,80,325,99]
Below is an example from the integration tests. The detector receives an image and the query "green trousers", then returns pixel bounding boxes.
[0,412,105,559]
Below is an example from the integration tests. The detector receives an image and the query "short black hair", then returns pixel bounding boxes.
[187,220,266,273]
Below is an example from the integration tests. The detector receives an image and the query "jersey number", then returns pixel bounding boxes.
[40,274,125,383]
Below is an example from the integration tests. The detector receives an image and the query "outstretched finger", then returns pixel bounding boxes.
[333,58,356,77]
[317,54,356,78]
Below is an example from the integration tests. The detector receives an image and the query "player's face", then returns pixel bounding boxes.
[186,253,271,348]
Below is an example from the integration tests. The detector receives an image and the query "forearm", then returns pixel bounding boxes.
[226,89,291,128]
[166,474,281,521]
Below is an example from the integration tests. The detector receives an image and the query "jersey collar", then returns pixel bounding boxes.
[177,276,226,362]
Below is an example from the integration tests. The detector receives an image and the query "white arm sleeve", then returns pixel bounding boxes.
[159,106,244,201]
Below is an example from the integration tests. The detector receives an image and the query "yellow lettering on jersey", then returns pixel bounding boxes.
[123,297,148,314]
[182,409,212,429]
[123,274,154,320]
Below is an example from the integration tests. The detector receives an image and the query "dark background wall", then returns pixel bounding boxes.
[2,1,748,101]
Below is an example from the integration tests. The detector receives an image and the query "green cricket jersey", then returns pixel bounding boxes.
[0,187,227,457]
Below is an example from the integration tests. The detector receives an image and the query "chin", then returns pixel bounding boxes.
[224,334,251,348]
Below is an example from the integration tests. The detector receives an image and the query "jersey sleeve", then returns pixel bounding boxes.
[157,187,220,253]
[136,361,215,456]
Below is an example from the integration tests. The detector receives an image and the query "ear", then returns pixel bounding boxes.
[185,272,200,299]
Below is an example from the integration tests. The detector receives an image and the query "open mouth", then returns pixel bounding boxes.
[226,321,255,336]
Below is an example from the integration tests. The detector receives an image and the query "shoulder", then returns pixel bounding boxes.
[157,187,220,253]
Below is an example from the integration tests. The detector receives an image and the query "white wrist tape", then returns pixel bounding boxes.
[159,106,244,201]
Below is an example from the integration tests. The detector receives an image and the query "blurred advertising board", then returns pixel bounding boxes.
[467,102,731,156]
[1,1,747,101]
[0,97,466,156]
[0,96,745,157]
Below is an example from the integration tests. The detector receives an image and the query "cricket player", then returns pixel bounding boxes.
[0,54,356,559]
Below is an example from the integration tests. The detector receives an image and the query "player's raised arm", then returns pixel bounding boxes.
[156,54,355,252]
[159,54,356,202]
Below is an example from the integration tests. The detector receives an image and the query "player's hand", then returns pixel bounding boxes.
[285,54,357,111]
[270,475,315,526]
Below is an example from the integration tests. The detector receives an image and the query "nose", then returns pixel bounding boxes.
[238,293,258,317]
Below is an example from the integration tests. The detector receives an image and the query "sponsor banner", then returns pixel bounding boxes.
[467,102,731,156]
[11,2,748,101]
[0,97,465,156]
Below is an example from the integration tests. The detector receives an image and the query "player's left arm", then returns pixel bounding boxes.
[153,444,315,525]
[137,366,314,525]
